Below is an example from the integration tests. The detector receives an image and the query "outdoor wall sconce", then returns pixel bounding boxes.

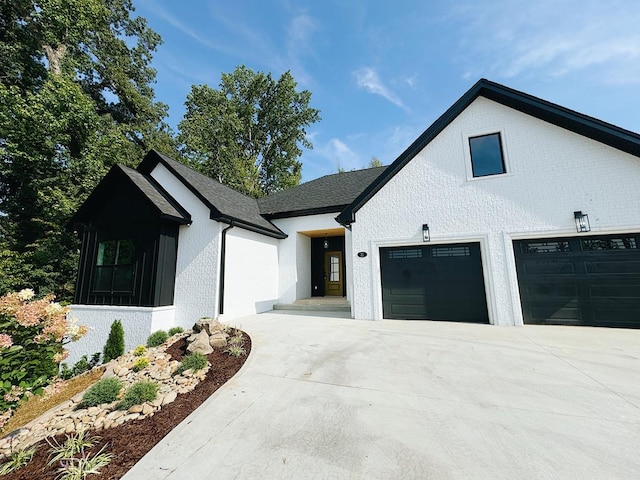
[323,236,329,249]
[574,211,591,233]
[422,224,430,242]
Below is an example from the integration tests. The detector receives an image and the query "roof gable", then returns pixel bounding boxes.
[138,150,287,239]
[68,164,191,228]
[336,78,640,226]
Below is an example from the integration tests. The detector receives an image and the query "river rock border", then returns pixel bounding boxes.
[0,329,213,458]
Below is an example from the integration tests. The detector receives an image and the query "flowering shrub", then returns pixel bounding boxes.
[0,289,87,421]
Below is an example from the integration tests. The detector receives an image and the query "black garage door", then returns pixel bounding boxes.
[514,234,640,328]
[380,243,489,322]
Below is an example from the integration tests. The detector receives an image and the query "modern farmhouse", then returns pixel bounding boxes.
[67,79,640,361]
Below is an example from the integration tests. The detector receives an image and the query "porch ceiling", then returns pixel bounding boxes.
[298,227,345,238]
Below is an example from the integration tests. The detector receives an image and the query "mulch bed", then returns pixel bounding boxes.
[3,332,251,479]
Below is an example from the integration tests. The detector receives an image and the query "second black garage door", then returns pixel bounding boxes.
[514,233,640,328]
[380,243,489,322]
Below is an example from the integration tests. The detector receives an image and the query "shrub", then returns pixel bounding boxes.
[146,330,168,347]
[59,352,101,380]
[79,377,122,408]
[132,357,149,372]
[102,320,125,363]
[116,381,159,410]
[0,289,87,414]
[133,345,146,356]
[174,352,208,375]
[168,327,184,336]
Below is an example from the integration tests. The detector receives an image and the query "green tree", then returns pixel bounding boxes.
[368,156,383,168]
[103,319,124,362]
[178,66,321,198]
[0,0,176,300]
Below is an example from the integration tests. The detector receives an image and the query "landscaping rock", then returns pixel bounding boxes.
[209,332,228,349]
[194,317,221,336]
[187,330,213,355]
[0,330,212,460]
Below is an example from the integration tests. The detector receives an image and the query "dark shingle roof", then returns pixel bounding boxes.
[118,165,190,223]
[258,167,387,218]
[138,151,286,238]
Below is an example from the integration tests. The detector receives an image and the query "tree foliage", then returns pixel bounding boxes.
[0,0,175,300]
[179,66,321,197]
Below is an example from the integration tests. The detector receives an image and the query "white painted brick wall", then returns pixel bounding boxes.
[151,163,220,328]
[222,227,279,320]
[66,305,175,366]
[352,97,640,324]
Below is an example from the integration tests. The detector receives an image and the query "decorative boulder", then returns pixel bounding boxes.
[186,330,213,355]
[194,317,221,336]
[209,332,228,349]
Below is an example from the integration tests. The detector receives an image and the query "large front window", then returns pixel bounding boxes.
[93,239,135,292]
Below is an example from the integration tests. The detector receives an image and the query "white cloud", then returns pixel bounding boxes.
[449,0,640,85]
[354,67,409,111]
[318,138,362,171]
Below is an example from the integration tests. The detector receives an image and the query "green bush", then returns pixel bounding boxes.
[133,345,146,356]
[132,357,149,372]
[146,330,168,347]
[59,352,101,380]
[117,381,159,410]
[174,352,208,376]
[79,377,122,408]
[103,320,125,363]
[168,327,184,336]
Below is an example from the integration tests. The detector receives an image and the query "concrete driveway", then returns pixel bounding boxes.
[124,312,640,480]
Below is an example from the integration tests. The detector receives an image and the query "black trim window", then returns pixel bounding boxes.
[94,239,135,292]
[469,133,506,177]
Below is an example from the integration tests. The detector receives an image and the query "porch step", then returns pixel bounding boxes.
[272,299,351,313]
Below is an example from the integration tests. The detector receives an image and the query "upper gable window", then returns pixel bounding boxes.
[469,133,506,177]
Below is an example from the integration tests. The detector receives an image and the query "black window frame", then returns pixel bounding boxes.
[469,132,507,178]
[93,238,136,294]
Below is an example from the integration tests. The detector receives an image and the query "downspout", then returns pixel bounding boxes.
[218,221,235,316]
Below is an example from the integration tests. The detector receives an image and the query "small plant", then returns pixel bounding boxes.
[47,432,112,480]
[60,352,101,380]
[78,377,122,409]
[168,326,184,336]
[47,430,95,465]
[174,352,208,376]
[133,345,146,356]
[0,446,36,475]
[146,330,168,347]
[116,381,159,410]
[227,331,245,347]
[102,320,125,363]
[225,345,247,358]
[55,445,112,480]
[132,357,149,372]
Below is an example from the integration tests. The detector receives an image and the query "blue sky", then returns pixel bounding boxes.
[135,0,640,182]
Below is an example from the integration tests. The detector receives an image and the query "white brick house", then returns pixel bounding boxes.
[67,79,640,361]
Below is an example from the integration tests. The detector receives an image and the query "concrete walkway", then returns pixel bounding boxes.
[124,312,640,480]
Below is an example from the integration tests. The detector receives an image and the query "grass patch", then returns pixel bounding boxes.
[2,368,104,434]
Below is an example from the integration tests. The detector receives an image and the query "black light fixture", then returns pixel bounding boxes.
[574,211,590,233]
[422,224,430,242]
[323,235,329,249]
